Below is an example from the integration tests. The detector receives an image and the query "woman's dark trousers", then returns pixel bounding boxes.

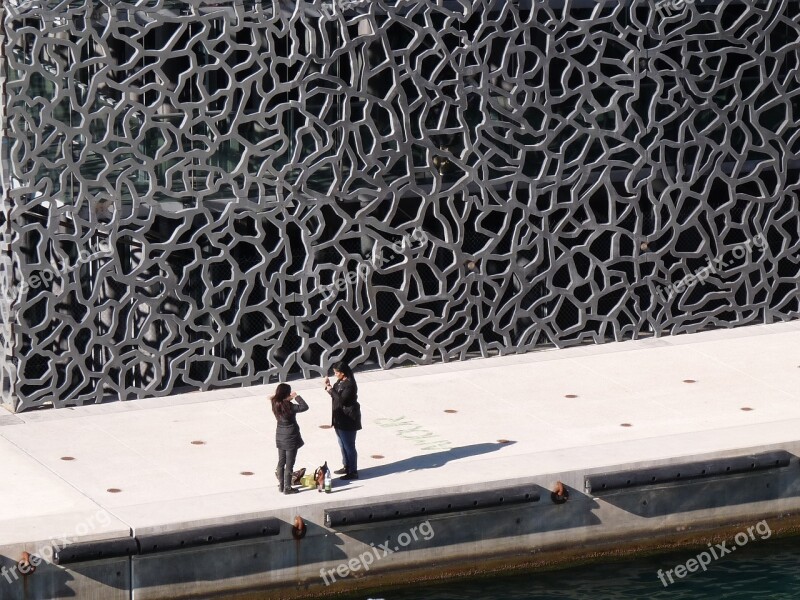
[276,448,298,491]
[335,428,358,473]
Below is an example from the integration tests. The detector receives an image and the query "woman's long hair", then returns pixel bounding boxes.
[271,383,292,420]
[332,361,354,380]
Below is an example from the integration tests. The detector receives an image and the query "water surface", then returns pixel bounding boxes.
[344,534,800,599]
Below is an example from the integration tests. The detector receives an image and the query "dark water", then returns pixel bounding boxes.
[344,534,800,599]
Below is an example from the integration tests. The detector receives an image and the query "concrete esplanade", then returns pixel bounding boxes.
[2,321,800,599]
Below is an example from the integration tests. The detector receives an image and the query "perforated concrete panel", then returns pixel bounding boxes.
[1,0,798,410]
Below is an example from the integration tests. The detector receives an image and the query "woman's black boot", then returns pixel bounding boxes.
[283,469,296,494]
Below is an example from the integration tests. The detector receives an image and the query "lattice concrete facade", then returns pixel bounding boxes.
[0,0,798,411]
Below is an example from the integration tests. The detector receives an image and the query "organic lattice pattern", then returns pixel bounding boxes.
[1,0,798,410]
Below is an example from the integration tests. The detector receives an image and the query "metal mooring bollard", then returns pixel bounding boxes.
[292,516,307,540]
[18,551,37,576]
[551,481,569,504]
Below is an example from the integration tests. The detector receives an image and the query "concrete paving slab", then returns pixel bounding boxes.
[0,436,129,547]
[1,321,798,553]
[0,414,22,426]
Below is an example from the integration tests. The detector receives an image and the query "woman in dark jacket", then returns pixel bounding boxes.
[271,383,309,494]
[324,361,362,480]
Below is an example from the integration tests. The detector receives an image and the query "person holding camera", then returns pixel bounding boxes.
[324,361,361,480]
[271,383,308,494]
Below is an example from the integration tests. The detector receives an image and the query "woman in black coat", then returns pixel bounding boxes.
[271,383,309,494]
[324,361,362,479]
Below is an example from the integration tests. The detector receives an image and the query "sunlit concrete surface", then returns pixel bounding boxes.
[1,321,799,576]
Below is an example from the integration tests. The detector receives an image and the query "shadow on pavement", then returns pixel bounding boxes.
[344,441,517,482]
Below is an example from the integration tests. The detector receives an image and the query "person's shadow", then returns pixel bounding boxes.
[341,442,516,481]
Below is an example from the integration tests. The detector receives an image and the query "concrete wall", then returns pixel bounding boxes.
[3,441,800,598]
